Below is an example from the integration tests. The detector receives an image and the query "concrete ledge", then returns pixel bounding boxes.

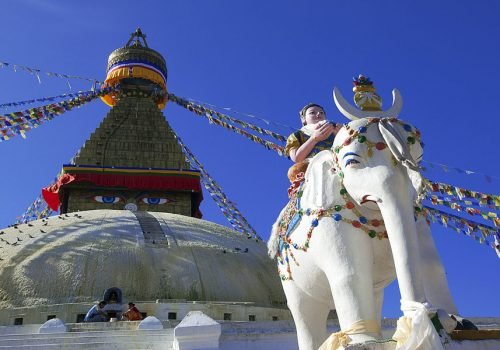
[452,329,500,340]
[343,339,500,349]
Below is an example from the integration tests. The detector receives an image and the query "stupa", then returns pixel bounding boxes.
[1,31,497,350]
[0,30,289,344]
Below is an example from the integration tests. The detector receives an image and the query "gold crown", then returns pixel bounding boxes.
[352,74,382,111]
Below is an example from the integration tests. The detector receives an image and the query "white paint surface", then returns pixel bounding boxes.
[38,318,66,333]
[174,311,221,350]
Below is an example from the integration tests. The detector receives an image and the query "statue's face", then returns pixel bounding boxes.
[302,106,326,126]
[66,188,192,215]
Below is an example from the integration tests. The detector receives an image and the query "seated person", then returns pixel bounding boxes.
[121,302,143,321]
[285,103,342,183]
[84,301,108,322]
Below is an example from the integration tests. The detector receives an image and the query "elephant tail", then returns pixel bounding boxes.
[268,206,286,259]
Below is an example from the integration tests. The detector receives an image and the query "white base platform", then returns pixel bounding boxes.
[0,317,498,349]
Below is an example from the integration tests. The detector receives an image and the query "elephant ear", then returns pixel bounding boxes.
[378,119,424,198]
[301,150,339,208]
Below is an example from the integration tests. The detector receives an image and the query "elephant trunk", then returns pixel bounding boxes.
[377,190,427,312]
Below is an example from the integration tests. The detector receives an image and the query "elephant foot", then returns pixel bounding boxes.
[393,304,445,349]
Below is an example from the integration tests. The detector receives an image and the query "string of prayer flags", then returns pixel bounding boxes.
[425,194,498,226]
[424,191,499,211]
[161,98,499,187]
[186,97,296,133]
[425,179,499,206]
[423,206,500,257]
[421,160,498,184]
[0,87,114,142]
[16,150,82,224]
[0,90,96,109]
[188,98,297,132]
[16,194,55,224]
[172,130,261,240]
[180,135,258,238]
[168,93,287,156]
[173,94,287,143]
[0,61,101,85]
[181,139,258,237]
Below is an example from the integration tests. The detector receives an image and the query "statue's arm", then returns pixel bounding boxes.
[291,123,335,162]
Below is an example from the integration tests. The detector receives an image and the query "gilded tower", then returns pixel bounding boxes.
[43,29,203,217]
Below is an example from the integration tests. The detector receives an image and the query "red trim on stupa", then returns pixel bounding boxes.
[42,165,202,211]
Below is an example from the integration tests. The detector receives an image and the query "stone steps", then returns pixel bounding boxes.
[67,321,142,332]
[0,344,172,349]
[0,329,174,349]
[134,212,168,244]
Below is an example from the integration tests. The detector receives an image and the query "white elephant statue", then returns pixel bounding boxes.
[269,112,458,349]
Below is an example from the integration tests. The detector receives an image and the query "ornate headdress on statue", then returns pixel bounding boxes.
[352,74,382,111]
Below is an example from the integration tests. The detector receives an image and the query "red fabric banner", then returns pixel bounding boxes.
[42,171,201,211]
[42,174,76,211]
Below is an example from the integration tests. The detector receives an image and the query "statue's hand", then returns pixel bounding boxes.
[312,122,335,141]
[332,123,342,135]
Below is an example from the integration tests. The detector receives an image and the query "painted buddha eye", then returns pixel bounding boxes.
[142,197,169,205]
[93,196,121,204]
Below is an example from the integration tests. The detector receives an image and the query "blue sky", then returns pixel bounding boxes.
[1,1,498,317]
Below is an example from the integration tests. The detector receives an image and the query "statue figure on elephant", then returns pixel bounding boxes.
[269,76,475,350]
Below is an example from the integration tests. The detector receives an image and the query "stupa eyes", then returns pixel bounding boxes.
[91,195,172,205]
[141,197,170,205]
[93,196,122,204]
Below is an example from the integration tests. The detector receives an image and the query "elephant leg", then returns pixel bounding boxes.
[379,191,427,310]
[283,282,330,350]
[374,286,384,329]
[416,215,458,314]
[320,225,380,344]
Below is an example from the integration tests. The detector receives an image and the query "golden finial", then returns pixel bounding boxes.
[125,27,149,48]
[352,74,382,111]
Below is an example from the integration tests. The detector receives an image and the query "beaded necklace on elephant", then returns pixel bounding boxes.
[332,117,422,174]
[277,118,423,281]
[276,184,387,281]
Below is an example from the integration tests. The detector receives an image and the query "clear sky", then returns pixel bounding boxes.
[1,1,498,318]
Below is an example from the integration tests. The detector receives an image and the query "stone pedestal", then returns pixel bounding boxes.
[174,311,221,350]
[39,318,67,333]
[138,316,163,330]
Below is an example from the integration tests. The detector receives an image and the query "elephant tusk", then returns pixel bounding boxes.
[333,87,403,120]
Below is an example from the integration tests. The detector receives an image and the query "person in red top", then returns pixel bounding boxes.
[121,302,143,321]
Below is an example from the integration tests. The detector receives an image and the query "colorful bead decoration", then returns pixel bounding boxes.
[333,118,422,160]
[276,185,387,281]
[276,118,429,280]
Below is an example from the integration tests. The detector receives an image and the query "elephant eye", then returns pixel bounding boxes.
[142,197,170,205]
[345,159,360,167]
[93,196,121,204]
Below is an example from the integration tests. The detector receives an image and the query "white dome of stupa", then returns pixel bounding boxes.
[0,210,285,308]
